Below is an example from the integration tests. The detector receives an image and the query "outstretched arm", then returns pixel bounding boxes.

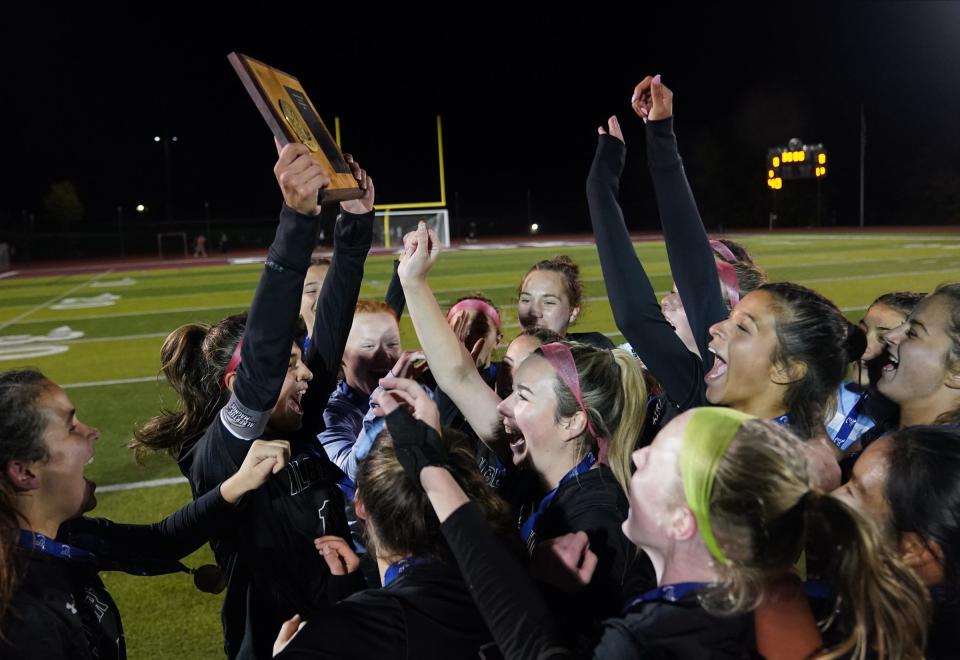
[635,75,726,364]
[62,440,290,563]
[372,384,571,660]
[586,116,705,411]
[221,143,325,453]
[397,224,507,455]
[301,155,375,438]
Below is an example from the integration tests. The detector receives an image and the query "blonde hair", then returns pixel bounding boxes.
[702,420,929,659]
[538,342,647,496]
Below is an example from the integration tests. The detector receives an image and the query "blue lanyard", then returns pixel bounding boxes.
[623,580,830,614]
[831,390,867,448]
[519,453,596,546]
[772,415,791,426]
[624,582,710,613]
[18,530,96,563]
[337,475,356,503]
[804,579,832,600]
[383,556,429,587]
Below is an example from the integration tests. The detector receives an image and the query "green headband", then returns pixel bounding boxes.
[680,407,755,564]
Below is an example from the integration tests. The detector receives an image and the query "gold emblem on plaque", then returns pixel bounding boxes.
[279,98,319,152]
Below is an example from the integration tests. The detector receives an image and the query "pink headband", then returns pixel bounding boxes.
[220,338,243,389]
[446,298,502,330]
[539,342,608,464]
[709,240,741,308]
[709,239,737,263]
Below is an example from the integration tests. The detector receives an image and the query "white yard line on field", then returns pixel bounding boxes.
[96,477,189,493]
[61,376,159,389]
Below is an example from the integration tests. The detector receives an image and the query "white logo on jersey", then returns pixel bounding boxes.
[318,499,330,537]
[84,588,109,622]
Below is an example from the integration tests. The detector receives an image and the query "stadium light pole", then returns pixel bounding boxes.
[859,106,866,228]
[154,134,178,221]
[116,205,125,256]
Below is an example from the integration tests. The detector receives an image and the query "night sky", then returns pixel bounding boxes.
[3,4,959,242]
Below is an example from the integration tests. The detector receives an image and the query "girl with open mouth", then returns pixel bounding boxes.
[0,369,291,659]
[874,284,960,430]
[396,222,655,644]
[129,143,376,659]
[390,399,931,659]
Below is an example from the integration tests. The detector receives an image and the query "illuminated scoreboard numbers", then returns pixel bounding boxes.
[767,142,826,188]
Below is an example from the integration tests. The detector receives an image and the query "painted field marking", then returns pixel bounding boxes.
[50,293,121,310]
[0,345,70,361]
[61,376,159,389]
[90,277,137,287]
[0,271,112,332]
[97,477,188,493]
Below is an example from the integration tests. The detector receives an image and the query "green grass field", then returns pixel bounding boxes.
[2,232,959,658]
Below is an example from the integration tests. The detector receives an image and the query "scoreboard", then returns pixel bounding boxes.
[767,139,827,190]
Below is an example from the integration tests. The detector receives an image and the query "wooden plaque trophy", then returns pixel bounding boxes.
[228,52,362,203]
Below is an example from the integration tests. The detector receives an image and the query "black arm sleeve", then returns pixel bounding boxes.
[276,594,406,659]
[585,135,706,411]
[385,259,406,320]
[300,210,373,439]
[647,117,726,366]
[324,571,368,605]
[232,205,321,415]
[441,502,573,660]
[60,485,237,562]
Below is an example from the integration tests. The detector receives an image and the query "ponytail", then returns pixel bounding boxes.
[606,349,647,496]
[804,491,929,659]
[842,323,867,365]
[131,315,245,459]
[698,419,929,659]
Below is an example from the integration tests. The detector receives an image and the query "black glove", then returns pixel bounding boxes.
[385,408,447,482]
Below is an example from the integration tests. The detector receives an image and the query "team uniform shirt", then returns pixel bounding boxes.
[275,557,500,660]
[177,205,363,659]
[520,463,656,648]
[1,485,237,659]
[441,501,757,660]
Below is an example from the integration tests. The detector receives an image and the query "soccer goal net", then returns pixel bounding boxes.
[372,209,450,250]
[157,232,188,259]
